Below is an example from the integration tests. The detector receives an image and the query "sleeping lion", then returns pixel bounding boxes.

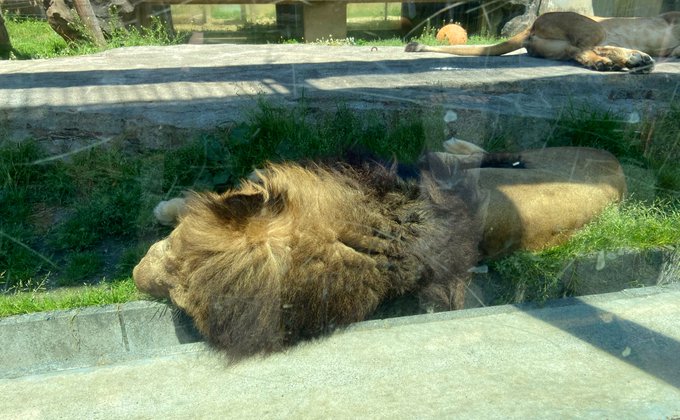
[133,143,626,359]
[134,153,487,359]
[406,11,680,73]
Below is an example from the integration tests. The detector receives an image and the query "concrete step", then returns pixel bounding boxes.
[2,283,679,418]
[2,44,679,151]
[3,246,677,379]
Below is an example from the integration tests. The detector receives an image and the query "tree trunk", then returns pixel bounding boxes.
[72,0,106,46]
[0,10,12,59]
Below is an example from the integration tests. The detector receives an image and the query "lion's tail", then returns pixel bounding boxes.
[404,28,530,56]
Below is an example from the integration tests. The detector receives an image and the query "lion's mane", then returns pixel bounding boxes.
[134,160,481,359]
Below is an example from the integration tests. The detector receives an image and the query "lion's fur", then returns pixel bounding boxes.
[133,159,481,359]
[406,11,680,72]
[134,144,627,358]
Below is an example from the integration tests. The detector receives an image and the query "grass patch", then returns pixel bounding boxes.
[490,201,680,305]
[4,14,188,59]
[547,105,643,160]
[2,15,67,58]
[640,103,680,198]
[161,101,437,194]
[60,252,105,286]
[0,277,142,317]
[349,33,502,47]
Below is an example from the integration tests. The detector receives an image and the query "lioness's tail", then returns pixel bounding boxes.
[405,28,530,56]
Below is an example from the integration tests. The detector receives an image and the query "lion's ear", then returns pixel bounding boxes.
[198,190,286,227]
[212,193,265,222]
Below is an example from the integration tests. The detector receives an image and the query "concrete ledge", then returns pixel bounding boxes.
[0,301,203,379]
[565,246,679,295]
[2,282,680,418]
[1,247,677,379]
[3,277,679,379]
[461,246,679,309]
[2,44,678,150]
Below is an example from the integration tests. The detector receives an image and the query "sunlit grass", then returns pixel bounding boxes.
[490,201,680,304]
[0,277,142,317]
[4,14,188,59]
[3,15,67,58]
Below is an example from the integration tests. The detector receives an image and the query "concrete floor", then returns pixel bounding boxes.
[2,285,680,419]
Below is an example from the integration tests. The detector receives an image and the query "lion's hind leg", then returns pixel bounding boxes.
[574,46,655,73]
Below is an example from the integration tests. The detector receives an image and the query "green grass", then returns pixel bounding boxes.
[4,11,503,58]
[348,33,502,47]
[2,15,66,58]
[0,277,142,317]
[0,139,159,289]
[490,201,680,304]
[547,106,643,160]
[641,104,680,197]
[210,5,245,21]
[3,14,188,59]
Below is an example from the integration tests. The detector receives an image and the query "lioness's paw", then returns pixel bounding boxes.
[627,52,654,74]
[591,47,655,73]
[590,57,621,72]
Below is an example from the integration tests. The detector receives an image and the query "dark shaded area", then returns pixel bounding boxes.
[0,55,573,90]
[0,10,13,59]
[171,307,204,344]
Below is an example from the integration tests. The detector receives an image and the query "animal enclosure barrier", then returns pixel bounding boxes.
[133,0,504,41]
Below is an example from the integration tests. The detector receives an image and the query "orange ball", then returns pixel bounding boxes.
[436,24,468,45]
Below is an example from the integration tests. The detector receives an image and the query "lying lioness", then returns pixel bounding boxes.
[406,11,680,73]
